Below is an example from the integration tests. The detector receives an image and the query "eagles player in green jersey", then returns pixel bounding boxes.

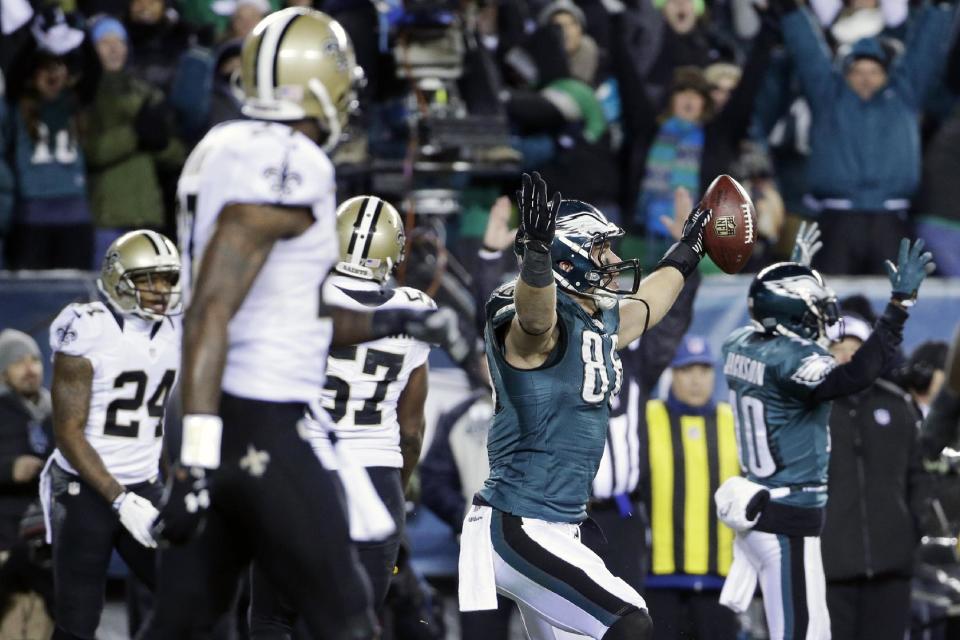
[718,227,934,640]
[458,172,711,640]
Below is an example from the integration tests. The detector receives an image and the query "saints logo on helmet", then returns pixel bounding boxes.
[98,230,181,321]
[240,7,362,151]
[334,196,405,283]
[748,262,839,341]
[515,200,641,309]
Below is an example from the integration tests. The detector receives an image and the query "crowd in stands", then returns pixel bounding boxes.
[1,0,959,275]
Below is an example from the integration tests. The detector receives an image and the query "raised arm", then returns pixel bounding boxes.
[503,172,562,369]
[618,201,711,347]
[780,4,837,105]
[893,2,956,108]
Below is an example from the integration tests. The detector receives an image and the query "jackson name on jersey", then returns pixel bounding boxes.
[722,326,837,508]
[304,275,433,469]
[49,301,180,484]
[176,119,338,403]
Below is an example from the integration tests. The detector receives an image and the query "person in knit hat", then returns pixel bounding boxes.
[538,0,600,86]
[0,329,52,553]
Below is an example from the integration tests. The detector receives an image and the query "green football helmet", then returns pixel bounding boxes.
[748,262,838,341]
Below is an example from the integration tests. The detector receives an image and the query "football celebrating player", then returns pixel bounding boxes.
[458,172,711,640]
[717,237,934,640]
[143,9,464,638]
[46,230,180,640]
[249,195,434,633]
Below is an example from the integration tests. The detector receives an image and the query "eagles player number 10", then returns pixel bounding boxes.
[729,392,776,478]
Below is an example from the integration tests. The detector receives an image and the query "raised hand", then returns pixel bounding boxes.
[790,220,822,267]
[885,238,936,307]
[482,196,517,252]
[679,206,713,257]
[516,172,560,254]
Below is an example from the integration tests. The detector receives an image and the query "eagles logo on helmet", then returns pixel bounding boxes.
[748,262,839,341]
[97,230,182,321]
[334,196,406,283]
[240,7,363,152]
[515,199,640,309]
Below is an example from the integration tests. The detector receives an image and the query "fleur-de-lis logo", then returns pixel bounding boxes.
[239,445,271,477]
[263,161,302,196]
[56,323,78,347]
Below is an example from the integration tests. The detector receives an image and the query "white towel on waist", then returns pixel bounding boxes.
[38,455,55,544]
[302,404,395,543]
[719,533,758,613]
[458,504,499,611]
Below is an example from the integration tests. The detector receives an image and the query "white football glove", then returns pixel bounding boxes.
[114,491,160,548]
[790,220,822,267]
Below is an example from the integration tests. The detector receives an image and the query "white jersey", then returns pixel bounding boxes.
[48,302,180,484]
[177,119,338,403]
[306,275,433,468]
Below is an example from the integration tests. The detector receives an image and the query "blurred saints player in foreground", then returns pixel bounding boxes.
[459,172,712,639]
[142,9,462,638]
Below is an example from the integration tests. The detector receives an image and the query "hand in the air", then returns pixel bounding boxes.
[790,220,822,267]
[151,464,211,546]
[660,187,694,242]
[482,196,517,252]
[403,307,470,365]
[885,238,935,307]
[516,172,560,254]
[115,491,159,548]
[678,205,713,257]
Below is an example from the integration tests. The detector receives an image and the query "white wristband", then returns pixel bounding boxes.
[181,414,223,469]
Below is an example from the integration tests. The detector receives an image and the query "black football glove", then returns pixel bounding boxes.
[656,206,712,278]
[151,464,211,546]
[516,172,560,254]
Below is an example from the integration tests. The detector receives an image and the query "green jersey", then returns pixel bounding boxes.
[722,326,837,508]
[479,282,622,522]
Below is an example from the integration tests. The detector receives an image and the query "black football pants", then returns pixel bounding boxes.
[137,393,375,640]
[248,466,406,638]
[48,462,161,639]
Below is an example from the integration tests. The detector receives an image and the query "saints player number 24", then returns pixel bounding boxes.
[104,370,177,438]
[729,392,777,478]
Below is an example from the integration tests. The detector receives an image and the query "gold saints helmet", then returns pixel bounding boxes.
[334,196,405,283]
[240,7,361,151]
[97,230,181,321]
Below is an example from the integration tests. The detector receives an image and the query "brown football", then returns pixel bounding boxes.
[700,174,757,274]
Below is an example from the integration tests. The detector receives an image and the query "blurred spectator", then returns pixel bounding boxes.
[900,341,948,417]
[642,335,740,640]
[205,38,244,130]
[821,308,926,640]
[3,16,94,270]
[228,0,271,40]
[538,0,600,86]
[920,323,960,460]
[618,7,775,239]
[0,330,52,553]
[125,0,197,93]
[810,0,908,45]
[80,15,184,260]
[777,0,954,274]
[915,107,960,276]
[177,0,279,40]
[0,79,13,266]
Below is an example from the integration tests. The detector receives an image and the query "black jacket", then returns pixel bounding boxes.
[821,379,926,581]
[0,387,53,550]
